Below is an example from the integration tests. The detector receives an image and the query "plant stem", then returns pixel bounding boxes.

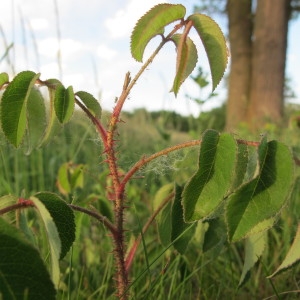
[0,199,34,215]
[112,201,128,299]
[102,22,186,299]
[68,204,116,234]
[122,140,201,187]
[74,97,107,144]
[111,21,185,124]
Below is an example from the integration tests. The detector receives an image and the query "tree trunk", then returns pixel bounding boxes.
[226,0,252,131]
[226,0,291,131]
[246,0,291,129]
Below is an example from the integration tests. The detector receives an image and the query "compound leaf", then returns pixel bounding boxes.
[0,71,40,147]
[188,14,228,91]
[131,4,186,62]
[0,218,56,300]
[171,33,198,96]
[183,130,236,222]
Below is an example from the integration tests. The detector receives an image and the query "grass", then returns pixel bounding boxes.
[1,109,300,299]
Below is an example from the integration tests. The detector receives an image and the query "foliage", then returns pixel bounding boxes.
[0,3,299,300]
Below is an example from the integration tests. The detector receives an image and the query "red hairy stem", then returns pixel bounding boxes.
[104,22,186,298]
[236,139,260,147]
[106,23,193,292]
[74,97,108,145]
[175,20,193,65]
[125,192,174,273]
[121,140,201,188]
[0,199,35,215]
[105,121,127,298]
[112,213,129,299]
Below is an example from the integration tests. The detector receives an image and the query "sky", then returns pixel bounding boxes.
[0,0,299,116]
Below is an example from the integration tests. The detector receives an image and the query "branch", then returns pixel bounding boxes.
[121,140,201,188]
[0,199,34,215]
[74,96,108,145]
[69,204,117,236]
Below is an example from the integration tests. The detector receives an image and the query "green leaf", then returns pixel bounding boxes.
[153,183,174,211]
[0,72,9,87]
[0,71,40,147]
[245,217,276,237]
[131,4,186,62]
[57,162,84,195]
[188,14,228,91]
[57,163,72,195]
[158,201,172,247]
[40,79,62,145]
[30,196,61,287]
[171,184,196,254]
[18,208,37,246]
[76,91,102,119]
[244,146,260,183]
[154,183,174,246]
[54,85,75,123]
[238,231,267,287]
[70,165,84,189]
[226,139,294,242]
[171,33,198,96]
[0,218,56,300]
[202,217,227,253]
[183,130,237,222]
[24,87,47,154]
[268,223,300,278]
[230,143,249,191]
[33,192,75,260]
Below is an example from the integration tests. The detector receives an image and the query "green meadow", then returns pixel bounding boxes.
[1,107,300,299]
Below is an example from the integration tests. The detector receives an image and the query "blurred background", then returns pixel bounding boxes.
[1,1,300,299]
[1,0,299,126]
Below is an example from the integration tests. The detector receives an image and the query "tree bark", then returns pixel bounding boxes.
[226,0,252,131]
[246,0,291,129]
[226,0,291,131]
